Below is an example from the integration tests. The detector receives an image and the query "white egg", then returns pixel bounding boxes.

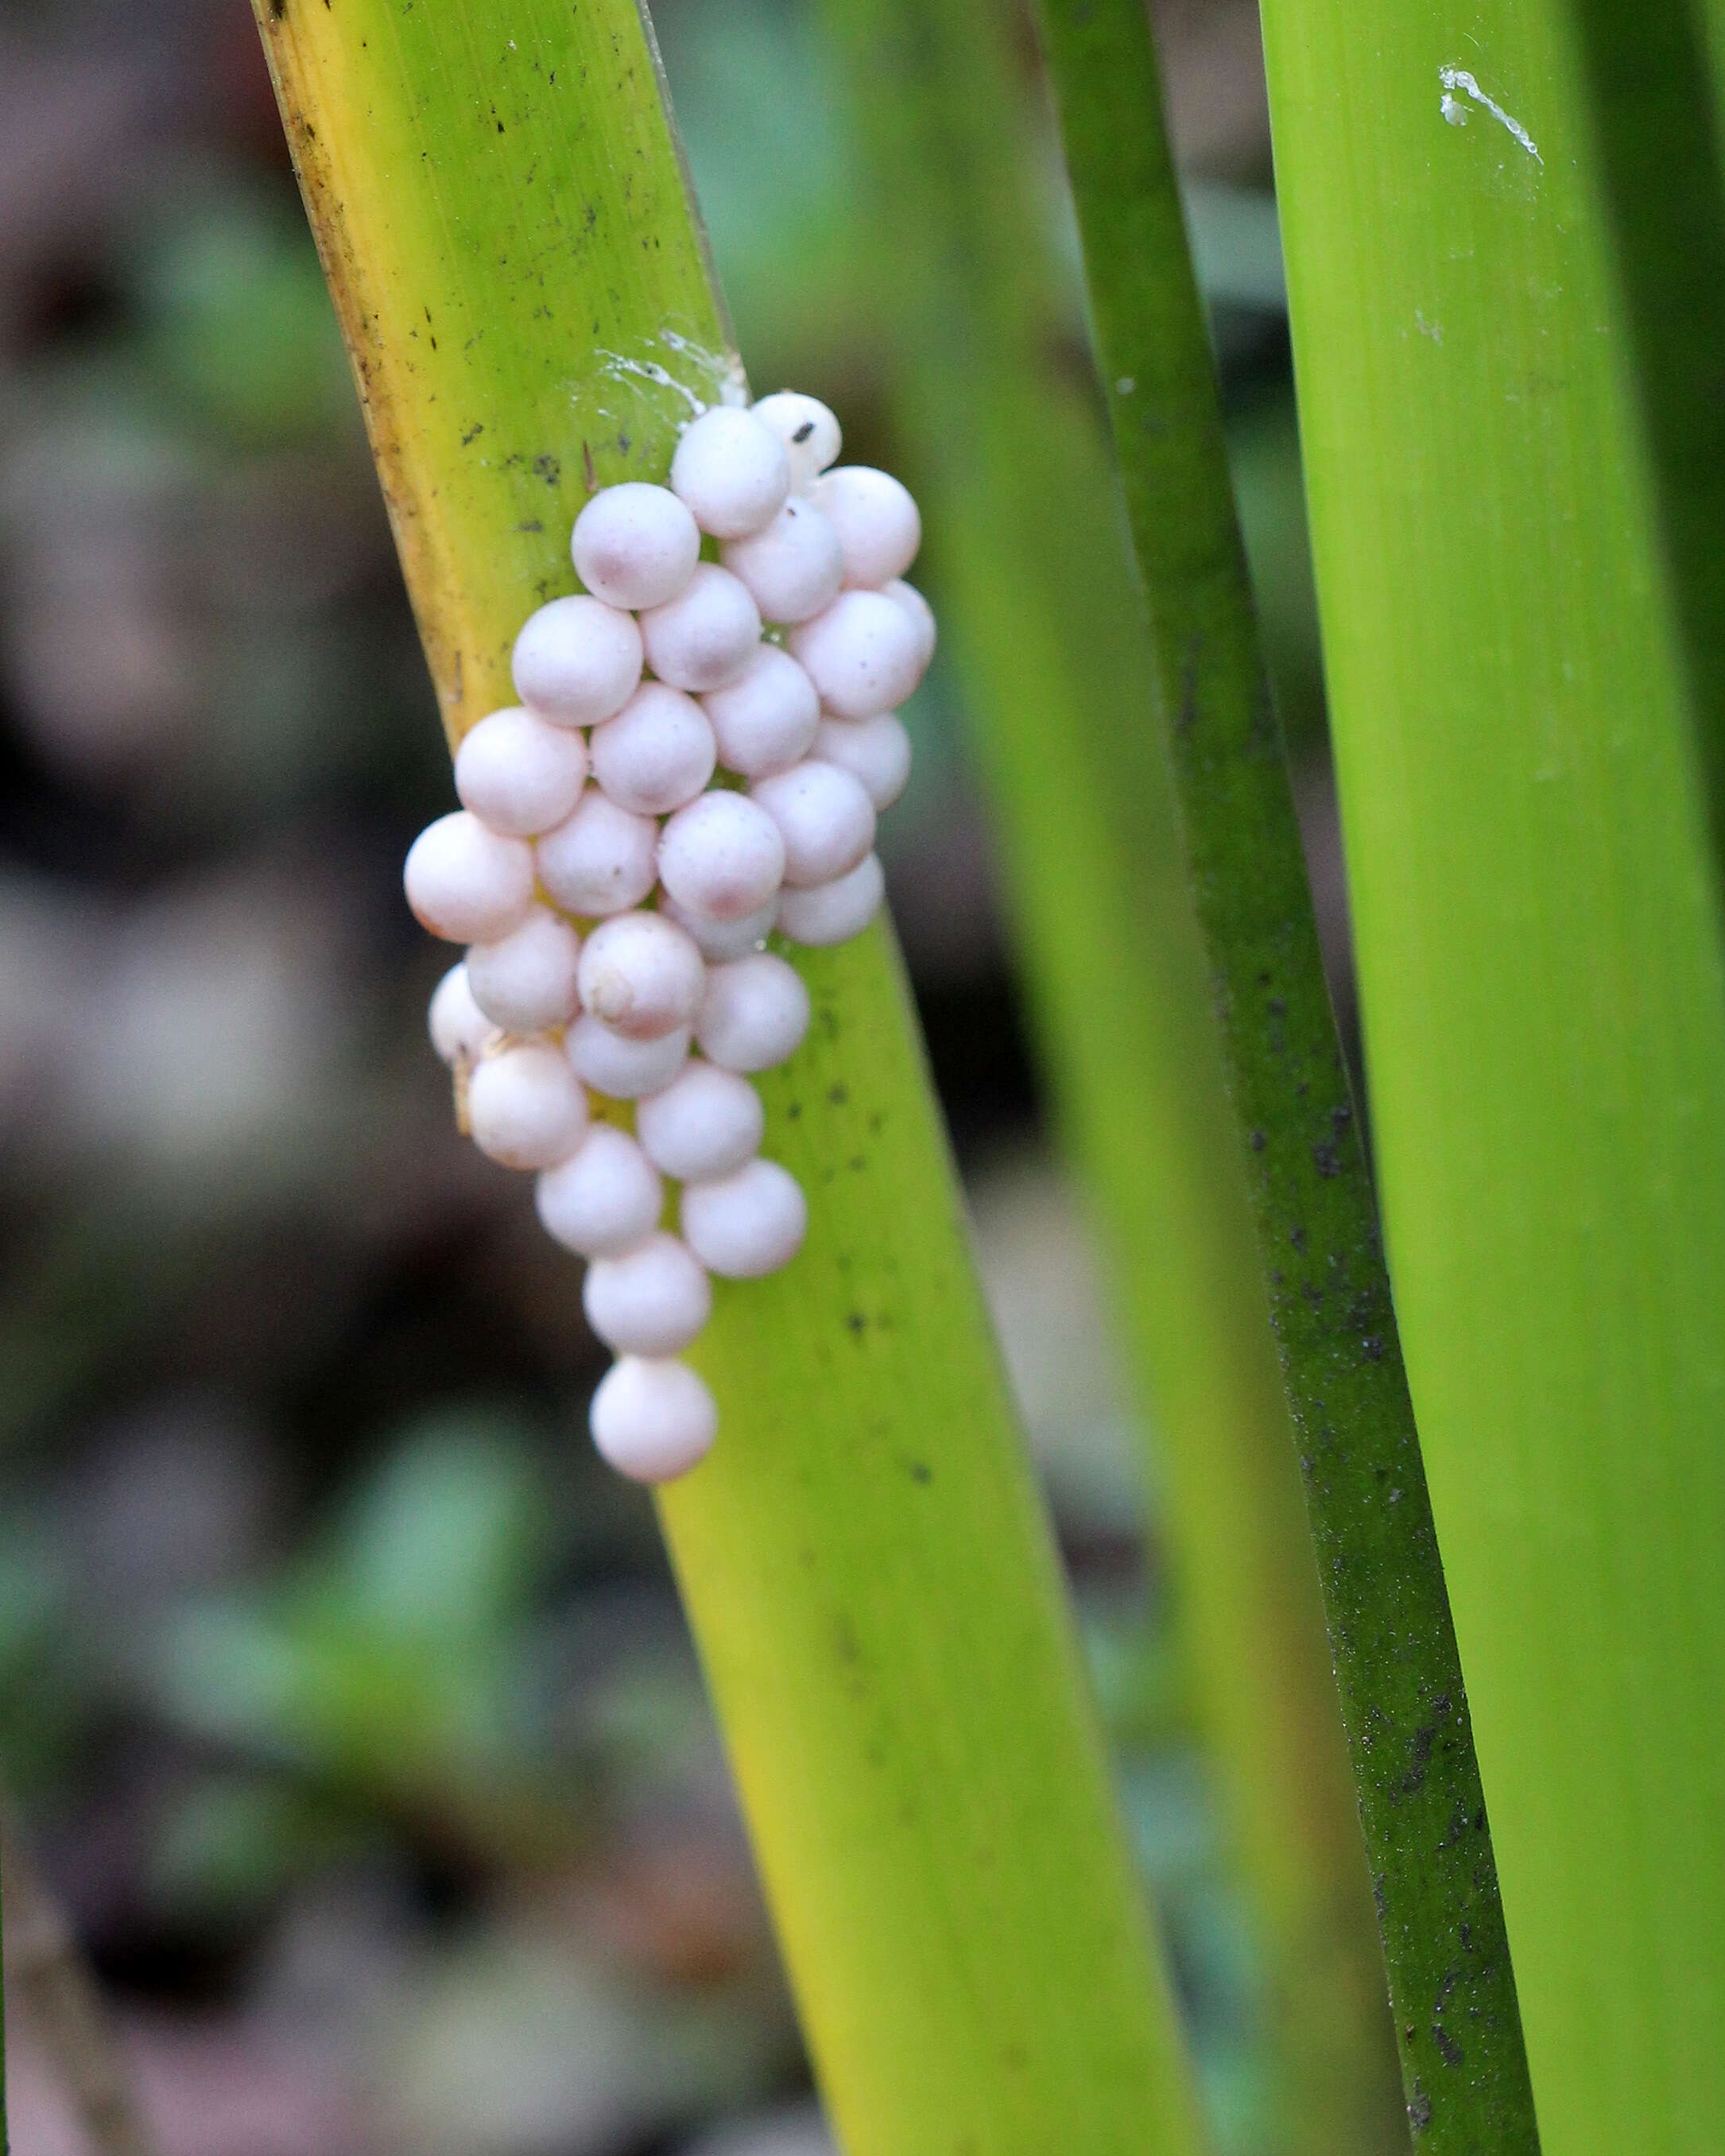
[657,791,786,924]
[809,466,921,587]
[511,594,643,727]
[750,760,877,887]
[702,646,823,778]
[638,564,762,693]
[813,712,912,810]
[565,1016,692,1100]
[464,906,583,1033]
[657,890,781,963]
[720,497,843,623]
[750,392,842,492]
[405,812,536,944]
[454,705,590,836]
[636,1061,766,1183]
[680,1157,808,1278]
[577,912,707,1041]
[775,852,886,948]
[788,589,927,719]
[583,1231,712,1355]
[694,952,812,1073]
[428,962,499,1065]
[536,1124,663,1255]
[572,482,702,611]
[536,789,660,918]
[670,406,791,538]
[589,1356,717,1483]
[589,682,717,816]
[467,1041,589,1169]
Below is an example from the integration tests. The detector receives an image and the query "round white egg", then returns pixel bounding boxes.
[657,791,786,924]
[680,1157,808,1278]
[454,705,590,837]
[750,759,877,887]
[813,713,912,810]
[572,482,702,611]
[577,912,707,1041]
[466,1041,589,1169]
[589,682,717,816]
[775,852,886,948]
[658,890,781,963]
[638,563,762,694]
[405,812,537,944]
[750,392,842,492]
[788,589,926,720]
[589,1356,717,1483]
[583,1231,712,1356]
[636,1061,766,1182]
[565,1016,692,1100]
[809,466,922,588]
[694,952,812,1072]
[670,406,791,538]
[720,497,843,624]
[464,905,583,1033]
[511,593,643,727]
[536,1124,663,1255]
[701,646,822,778]
[428,961,498,1066]
[535,789,660,918]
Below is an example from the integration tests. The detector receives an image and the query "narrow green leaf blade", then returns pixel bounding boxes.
[1258,0,1725,2145]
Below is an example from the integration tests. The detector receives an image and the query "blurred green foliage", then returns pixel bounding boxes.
[151,1418,568,1838]
[133,191,360,449]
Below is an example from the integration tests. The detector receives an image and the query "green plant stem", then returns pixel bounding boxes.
[816,1,1401,2148]
[1256,0,1725,2145]
[250,4,1205,2150]
[1028,0,1541,2146]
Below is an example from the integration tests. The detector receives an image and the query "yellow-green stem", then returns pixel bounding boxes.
[250,2,1206,2150]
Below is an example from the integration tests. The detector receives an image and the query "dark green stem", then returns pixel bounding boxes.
[1029,0,1541,2147]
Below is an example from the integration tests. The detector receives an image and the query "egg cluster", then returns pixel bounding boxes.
[403,393,932,1484]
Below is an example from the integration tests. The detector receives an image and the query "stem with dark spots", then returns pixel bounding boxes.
[1028,0,1541,2147]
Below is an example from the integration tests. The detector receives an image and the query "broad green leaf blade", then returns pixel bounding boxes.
[814,0,1401,2146]
[1027,0,1541,2145]
[250,5,1204,2151]
[1257,0,1725,2147]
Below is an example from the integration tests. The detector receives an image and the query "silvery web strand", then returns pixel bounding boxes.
[405,391,934,1483]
